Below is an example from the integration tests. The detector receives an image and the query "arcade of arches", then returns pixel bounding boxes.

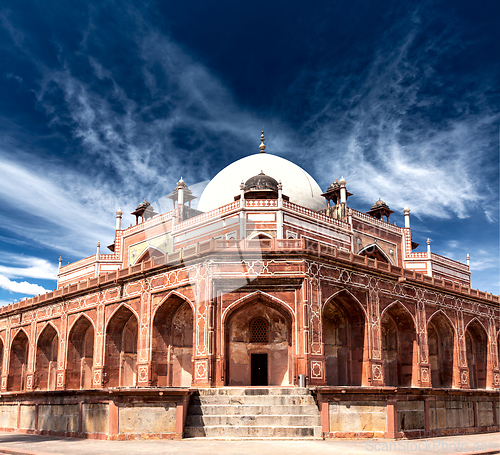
[0,289,496,393]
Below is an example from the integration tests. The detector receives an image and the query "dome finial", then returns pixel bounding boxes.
[259,130,266,153]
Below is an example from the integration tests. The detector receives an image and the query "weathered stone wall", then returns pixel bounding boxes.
[0,404,17,428]
[118,403,176,434]
[0,391,188,440]
[329,400,386,436]
[82,403,108,434]
[38,404,79,433]
[397,400,425,431]
[19,405,36,430]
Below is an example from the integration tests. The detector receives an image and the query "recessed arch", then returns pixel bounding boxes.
[105,305,138,387]
[67,314,95,389]
[152,290,196,322]
[464,317,488,334]
[105,302,140,331]
[135,245,165,265]
[322,288,368,320]
[248,232,273,240]
[380,300,417,328]
[323,289,367,386]
[380,301,417,387]
[35,324,59,391]
[465,318,487,389]
[8,328,29,391]
[225,293,293,386]
[427,310,455,388]
[68,313,96,335]
[222,291,295,326]
[35,321,59,347]
[151,293,194,387]
[358,243,393,264]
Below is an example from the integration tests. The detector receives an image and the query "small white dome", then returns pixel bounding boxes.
[198,153,325,212]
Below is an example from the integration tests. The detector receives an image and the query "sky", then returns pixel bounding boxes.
[0,0,498,304]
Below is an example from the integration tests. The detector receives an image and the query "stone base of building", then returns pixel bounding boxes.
[314,387,500,439]
[0,388,192,440]
[0,387,498,440]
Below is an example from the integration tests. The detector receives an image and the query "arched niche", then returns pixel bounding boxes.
[67,316,94,389]
[105,306,138,387]
[381,303,417,387]
[358,244,392,264]
[465,320,487,389]
[8,330,29,391]
[225,297,292,386]
[151,294,194,387]
[427,312,455,388]
[323,291,366,386]
[35,324,58,391]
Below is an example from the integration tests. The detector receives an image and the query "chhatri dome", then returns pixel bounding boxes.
[198,131,324,212]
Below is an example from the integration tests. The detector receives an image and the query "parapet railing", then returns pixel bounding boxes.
[6,238,498,316]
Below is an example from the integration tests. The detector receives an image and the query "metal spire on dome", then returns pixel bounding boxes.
[259,130,266,153]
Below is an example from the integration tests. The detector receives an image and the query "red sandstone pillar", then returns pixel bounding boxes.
[385,400,397,438]
[108,400,119,438]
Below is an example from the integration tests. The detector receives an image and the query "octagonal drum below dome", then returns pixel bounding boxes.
[197,154,325,212]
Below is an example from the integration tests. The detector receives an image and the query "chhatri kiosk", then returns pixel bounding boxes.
[0,132,498,440]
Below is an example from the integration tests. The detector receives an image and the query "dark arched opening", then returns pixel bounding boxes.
[105,306,138,387]
[67,316,94,389]
[465,320,487,389]
[323,292,366,386]
[428,312,454,388]
[381,304,417,387]
[152,295,194,387]
[35,325,58,391]
[8,330,29,391]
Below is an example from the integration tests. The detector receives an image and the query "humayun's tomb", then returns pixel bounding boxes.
[0,132,498,440]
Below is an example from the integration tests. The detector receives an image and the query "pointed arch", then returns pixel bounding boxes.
[68,313,96,335]
[35,323,59,391]
[135,245,165,265]
[224,291,294,386]
[380,301,417,387]
[152,290,196,322]
[35,321,59,347]
[67,314,95,389]
[358,243,393,264]
[465,318,487,389]
[427,310,455,388]
[248,232,273,240]
[222,290,295,325]
[322,288,368,320]
[323,289,367,386]
[151,292,194,387]
[8,328,29,391]
[105,302,140,330]
[105,304,138,387]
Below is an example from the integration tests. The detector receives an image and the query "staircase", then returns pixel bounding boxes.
[183,387,322,439]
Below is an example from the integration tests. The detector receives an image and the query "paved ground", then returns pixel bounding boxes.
[0,432,498,455]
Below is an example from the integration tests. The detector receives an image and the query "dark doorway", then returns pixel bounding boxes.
[251,353,268,386]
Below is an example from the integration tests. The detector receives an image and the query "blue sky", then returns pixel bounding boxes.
[0,0,498,304]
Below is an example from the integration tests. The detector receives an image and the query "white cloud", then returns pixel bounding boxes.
[0,254,58,280]
[0,275,49,295]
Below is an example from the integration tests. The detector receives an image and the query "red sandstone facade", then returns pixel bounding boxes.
[0,156,498,440]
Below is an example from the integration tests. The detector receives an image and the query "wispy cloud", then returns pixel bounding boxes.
[300,13,499,221]
[0,254,58,280]
[0,276,49,295]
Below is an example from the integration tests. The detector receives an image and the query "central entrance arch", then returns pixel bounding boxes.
[225,294,293,386]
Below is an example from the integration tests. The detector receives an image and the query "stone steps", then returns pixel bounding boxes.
[183,387,322,439]
[188,404,320,416]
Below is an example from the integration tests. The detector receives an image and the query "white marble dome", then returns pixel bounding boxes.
[198,153,325,212]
